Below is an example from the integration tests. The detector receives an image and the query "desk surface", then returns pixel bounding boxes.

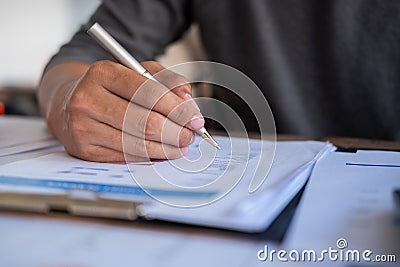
[1,116,399,267]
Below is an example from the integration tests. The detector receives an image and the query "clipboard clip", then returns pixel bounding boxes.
[0,190,140,220]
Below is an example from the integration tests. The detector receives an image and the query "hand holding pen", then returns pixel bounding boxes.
[87,23,220,150]
[38,23,218,162]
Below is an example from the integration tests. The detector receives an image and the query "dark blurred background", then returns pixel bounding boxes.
[0,0,214,117]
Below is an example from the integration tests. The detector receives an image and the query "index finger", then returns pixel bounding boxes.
[85,60,204,131]
[142,61,192,99]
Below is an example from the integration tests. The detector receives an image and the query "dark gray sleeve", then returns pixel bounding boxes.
[45,0,192,71]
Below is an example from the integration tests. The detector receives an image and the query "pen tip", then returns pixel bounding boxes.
[199,130,220,150]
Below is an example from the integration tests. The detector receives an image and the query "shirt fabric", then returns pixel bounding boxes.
[47,0,400,140]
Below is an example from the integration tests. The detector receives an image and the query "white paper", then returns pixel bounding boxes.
[0,135,331,232]
[0,116,60,157]
[285,149,400,257]
[139,140,332,232]
[0,213,271,267]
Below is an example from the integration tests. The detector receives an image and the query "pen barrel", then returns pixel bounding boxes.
[87,23,148,76]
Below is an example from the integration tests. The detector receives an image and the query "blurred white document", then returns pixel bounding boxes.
[0,116,60,157]
[285,149,400,257]
[0,135,332,232]
[136,138,332,232]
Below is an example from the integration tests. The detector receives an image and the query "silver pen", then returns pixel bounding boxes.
[87,22,220,149]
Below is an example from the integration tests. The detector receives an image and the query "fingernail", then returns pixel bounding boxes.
[184,93,192,100]
[190,117,205,130]
[181,146,189,155]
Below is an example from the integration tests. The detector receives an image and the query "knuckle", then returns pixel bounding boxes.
[67,88,88,112]
[65,140,92,161]
[141,61,159,68]
[165,147,183,160]
[179,83,192,94]
[87,60,113,77]
[164,72,191,92]
[68,117,86,141]
[179,128,193,147]
[126,135,147,158]
[172,104,193,125]
[145,113,164,140]
[170,73,190,89]
[145,141,174,160]
[143,139,155,157]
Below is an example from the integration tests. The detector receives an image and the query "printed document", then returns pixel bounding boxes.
[0,135,332,232]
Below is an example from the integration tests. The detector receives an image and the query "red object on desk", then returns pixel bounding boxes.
[0,102,4,116]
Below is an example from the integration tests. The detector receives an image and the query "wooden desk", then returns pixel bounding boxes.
[322,136,400,151]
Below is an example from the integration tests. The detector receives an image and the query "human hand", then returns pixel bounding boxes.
[39,60,204,162]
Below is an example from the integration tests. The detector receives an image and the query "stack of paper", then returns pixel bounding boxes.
[0,133,332,233]
[0,117,333,232]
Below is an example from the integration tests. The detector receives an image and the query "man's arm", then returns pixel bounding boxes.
[38,0,197,162]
